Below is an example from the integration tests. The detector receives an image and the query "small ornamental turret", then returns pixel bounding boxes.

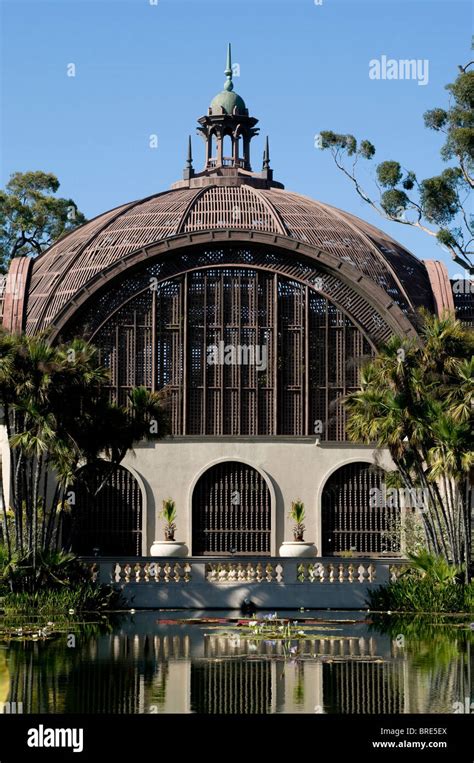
[171,44,284,191]
[197,43,259,172]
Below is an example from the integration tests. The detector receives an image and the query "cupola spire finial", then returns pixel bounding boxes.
[224,43,234,92]
[183,135,194,180]
[187,135,193,168]
[263,136,270,170]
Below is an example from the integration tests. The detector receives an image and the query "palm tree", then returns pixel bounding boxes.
[345,311,473,580]
[0,329,170,589]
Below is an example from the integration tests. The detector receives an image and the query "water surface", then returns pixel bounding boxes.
[1,610,472,714]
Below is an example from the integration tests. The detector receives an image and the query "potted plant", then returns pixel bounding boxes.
[162,498,177,541]
[279,500,317,557]
[149,498,189,557]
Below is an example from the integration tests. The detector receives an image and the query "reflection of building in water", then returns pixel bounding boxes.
[4,629,471,715]
[397,637,473,715]
[65,660,144,714]
[6,636,146,714]
[191,660,273,714]
[323,661,406,714]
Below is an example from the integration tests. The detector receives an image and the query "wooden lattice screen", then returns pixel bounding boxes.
[192,461,271,555]
[322,462,400,555]
[92,266,374,439]
[64,462,142,556]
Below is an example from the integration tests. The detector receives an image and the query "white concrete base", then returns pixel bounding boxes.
[279,541,317,558]
[149,541,189,557]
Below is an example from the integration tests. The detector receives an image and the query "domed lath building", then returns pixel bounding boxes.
[2,46,470,562]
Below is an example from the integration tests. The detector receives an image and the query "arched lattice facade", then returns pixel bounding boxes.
[21,185,434,336]
[321,462,400,556]
[192,461,271,555]
[65,246,377,439]
[64,461,143,556]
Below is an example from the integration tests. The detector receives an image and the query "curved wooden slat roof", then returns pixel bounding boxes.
[16,183,433,333]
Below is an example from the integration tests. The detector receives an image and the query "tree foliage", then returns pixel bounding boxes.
[344,312,473,579]
[0,171,86,273]
[0,330,170,585]
[319,59,474,270]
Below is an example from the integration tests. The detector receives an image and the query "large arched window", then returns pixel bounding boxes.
[87,261,374,439]
[64,461,143,556]
[321,462,400,556]
[192,461,271,556]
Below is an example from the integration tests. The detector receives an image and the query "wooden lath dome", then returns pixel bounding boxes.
[21,183,433,334]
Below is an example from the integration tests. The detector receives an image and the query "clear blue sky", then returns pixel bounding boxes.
[1,0,471,277]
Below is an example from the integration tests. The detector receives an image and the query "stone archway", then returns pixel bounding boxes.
[321,461,400,556]
[65,461,143,556]
[192,460,272,556]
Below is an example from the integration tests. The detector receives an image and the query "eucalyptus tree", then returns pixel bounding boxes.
[318,60,473,271]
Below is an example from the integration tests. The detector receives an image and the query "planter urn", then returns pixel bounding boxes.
[279,541,317,558]
[149,540,189,557]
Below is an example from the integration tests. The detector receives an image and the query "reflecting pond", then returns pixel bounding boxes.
[1,611,472,714]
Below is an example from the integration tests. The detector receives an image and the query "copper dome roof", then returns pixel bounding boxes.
[23,183,433,334]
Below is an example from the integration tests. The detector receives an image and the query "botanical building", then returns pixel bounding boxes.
[1,48,470,561]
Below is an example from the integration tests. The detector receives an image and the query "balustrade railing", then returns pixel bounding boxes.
[84,556,404,586]
[112,561,192,584]
[206,561,284,583]
[82,556,405,608]
[297,561,376,584]
[206,157,246,169]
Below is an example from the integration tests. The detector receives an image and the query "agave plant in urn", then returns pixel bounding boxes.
[279,500,317,557]
[150,498,189,557]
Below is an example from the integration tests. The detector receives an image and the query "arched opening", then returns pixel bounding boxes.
[208,131,217,164]
[192,461,271,556]
[234,134,242,165]
[321,462,400,556]
[64,461,143,556]
[222,134,233,164]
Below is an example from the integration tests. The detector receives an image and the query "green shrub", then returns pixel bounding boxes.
[2,582,125,616]
[160,498,177,541]
[367,551,473,613]
[368,575,473,613]
[0,548,90,594]
[406,549,459,583]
